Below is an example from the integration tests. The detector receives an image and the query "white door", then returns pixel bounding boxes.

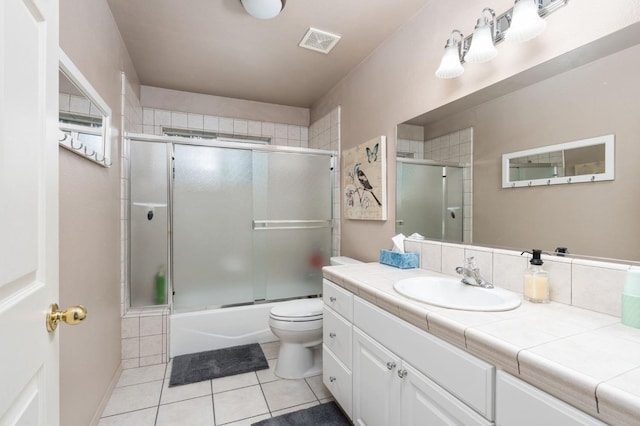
[352,328,401,426]
[0,0,60,424]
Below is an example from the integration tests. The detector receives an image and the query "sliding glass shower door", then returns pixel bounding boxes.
[173,145,255,310]
[252,151,332,301]
[172,144,332,312]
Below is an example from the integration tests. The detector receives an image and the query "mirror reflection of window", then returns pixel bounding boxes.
[502,135,614,188]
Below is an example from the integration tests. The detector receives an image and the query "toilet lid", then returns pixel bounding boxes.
[270,299,323,320]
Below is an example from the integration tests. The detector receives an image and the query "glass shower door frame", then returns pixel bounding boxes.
[127,133,336,311]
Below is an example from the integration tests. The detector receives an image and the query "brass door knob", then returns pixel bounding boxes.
[46,303,87,332]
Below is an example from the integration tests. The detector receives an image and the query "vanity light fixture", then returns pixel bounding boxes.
[464,8,498,63]
[434,30,465,79]
[435,0,569,79]
[241,0,285,20]
[506,0,547,43]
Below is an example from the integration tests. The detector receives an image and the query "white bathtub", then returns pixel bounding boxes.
[169,302,280,357]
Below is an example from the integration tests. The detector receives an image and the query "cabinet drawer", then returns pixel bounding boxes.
[323,306,352,369]
[323,345,352,420]
[323,279,353,321]
[496,371,605,426]
[354,297,494,420]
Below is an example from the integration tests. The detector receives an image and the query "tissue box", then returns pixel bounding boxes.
[379,249,419,269]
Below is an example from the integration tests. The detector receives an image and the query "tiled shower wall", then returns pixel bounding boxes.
[120,83,342,368]
[120,74,170,369]
[309,106,341,257]
[141,109,309,148]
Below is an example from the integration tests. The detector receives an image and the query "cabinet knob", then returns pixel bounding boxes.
[329,296,337,302]
[397,369,408,379]
[386,362,396,370]
[329,376,337,382]
[329,332,336,338]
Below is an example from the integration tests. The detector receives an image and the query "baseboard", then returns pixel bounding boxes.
[89,362,123,426]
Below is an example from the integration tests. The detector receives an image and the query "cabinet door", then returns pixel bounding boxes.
[401,363,493,426]
[353,327,401,426]
[496,371,605,426]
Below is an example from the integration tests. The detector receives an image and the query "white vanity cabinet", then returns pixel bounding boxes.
[322,279,354,419]
[496,371,605,426]
[352,298,494,426]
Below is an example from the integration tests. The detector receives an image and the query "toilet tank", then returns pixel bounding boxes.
[330,256,363,266]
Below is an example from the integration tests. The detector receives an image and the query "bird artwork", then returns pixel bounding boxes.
[343,136,387,220]
[354,162,382,206]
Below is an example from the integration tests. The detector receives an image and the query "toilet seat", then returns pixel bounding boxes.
[269,299,323,322]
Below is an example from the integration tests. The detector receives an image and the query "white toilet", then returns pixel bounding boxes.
[269,298,324,379]
[269,256,362,379]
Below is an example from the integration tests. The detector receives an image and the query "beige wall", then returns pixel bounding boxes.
[422,44,640,260]
[59,0,139,425]
[310,0,640,262]
[141,86,310,126]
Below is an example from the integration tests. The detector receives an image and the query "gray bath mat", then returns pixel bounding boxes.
[251,401,350,426]
[169,343,269,387]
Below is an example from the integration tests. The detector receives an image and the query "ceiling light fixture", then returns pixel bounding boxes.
[464,8,498,64]
[435,0,569,79]
[506,0,547,43]
[435,30,465,79]
[241,0,285,20]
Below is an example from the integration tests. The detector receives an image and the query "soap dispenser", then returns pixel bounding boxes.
[522,249,549,303]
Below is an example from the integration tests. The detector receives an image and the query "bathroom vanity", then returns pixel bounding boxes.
[322,262,640,425]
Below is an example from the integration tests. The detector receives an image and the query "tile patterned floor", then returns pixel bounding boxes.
[98,342,334,426]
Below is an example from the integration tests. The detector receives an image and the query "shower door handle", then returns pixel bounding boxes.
[252,220,331,231]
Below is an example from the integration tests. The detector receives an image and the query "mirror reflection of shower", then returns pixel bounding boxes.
[396,126,473,243]
[396,160,464,242]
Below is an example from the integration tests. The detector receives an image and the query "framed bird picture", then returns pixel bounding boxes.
[343,135,387,220]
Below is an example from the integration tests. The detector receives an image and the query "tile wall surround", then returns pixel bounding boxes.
[404,238,633,318]
[120,89,342,368]
[308,106,341,257]
[141,108,309,149]
[121,75,173,369]
[121,308,171,369]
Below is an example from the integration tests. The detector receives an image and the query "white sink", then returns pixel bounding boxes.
[394,276,521,311]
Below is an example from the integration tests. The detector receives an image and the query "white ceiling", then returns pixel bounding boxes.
[106,0,432,108]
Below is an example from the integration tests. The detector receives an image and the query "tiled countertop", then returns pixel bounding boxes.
[323,262,640,426]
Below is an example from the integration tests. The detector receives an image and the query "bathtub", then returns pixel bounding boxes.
[169,302,280,357]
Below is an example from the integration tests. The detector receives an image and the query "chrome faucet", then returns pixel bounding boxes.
[455,257,494,289]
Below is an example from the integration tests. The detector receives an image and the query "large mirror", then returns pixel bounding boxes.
[396,23,640,261]
[59,49,112,167]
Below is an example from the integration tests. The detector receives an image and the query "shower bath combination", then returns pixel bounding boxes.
[128,135,335,355]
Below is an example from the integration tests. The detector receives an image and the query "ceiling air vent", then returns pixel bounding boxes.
[298,27,341,54]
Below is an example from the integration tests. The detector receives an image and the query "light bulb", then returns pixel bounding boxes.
[506,0,546,43]
[465,17,498,63]
[435,31,464,79]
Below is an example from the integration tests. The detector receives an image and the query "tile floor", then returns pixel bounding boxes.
[98,342,334,426]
